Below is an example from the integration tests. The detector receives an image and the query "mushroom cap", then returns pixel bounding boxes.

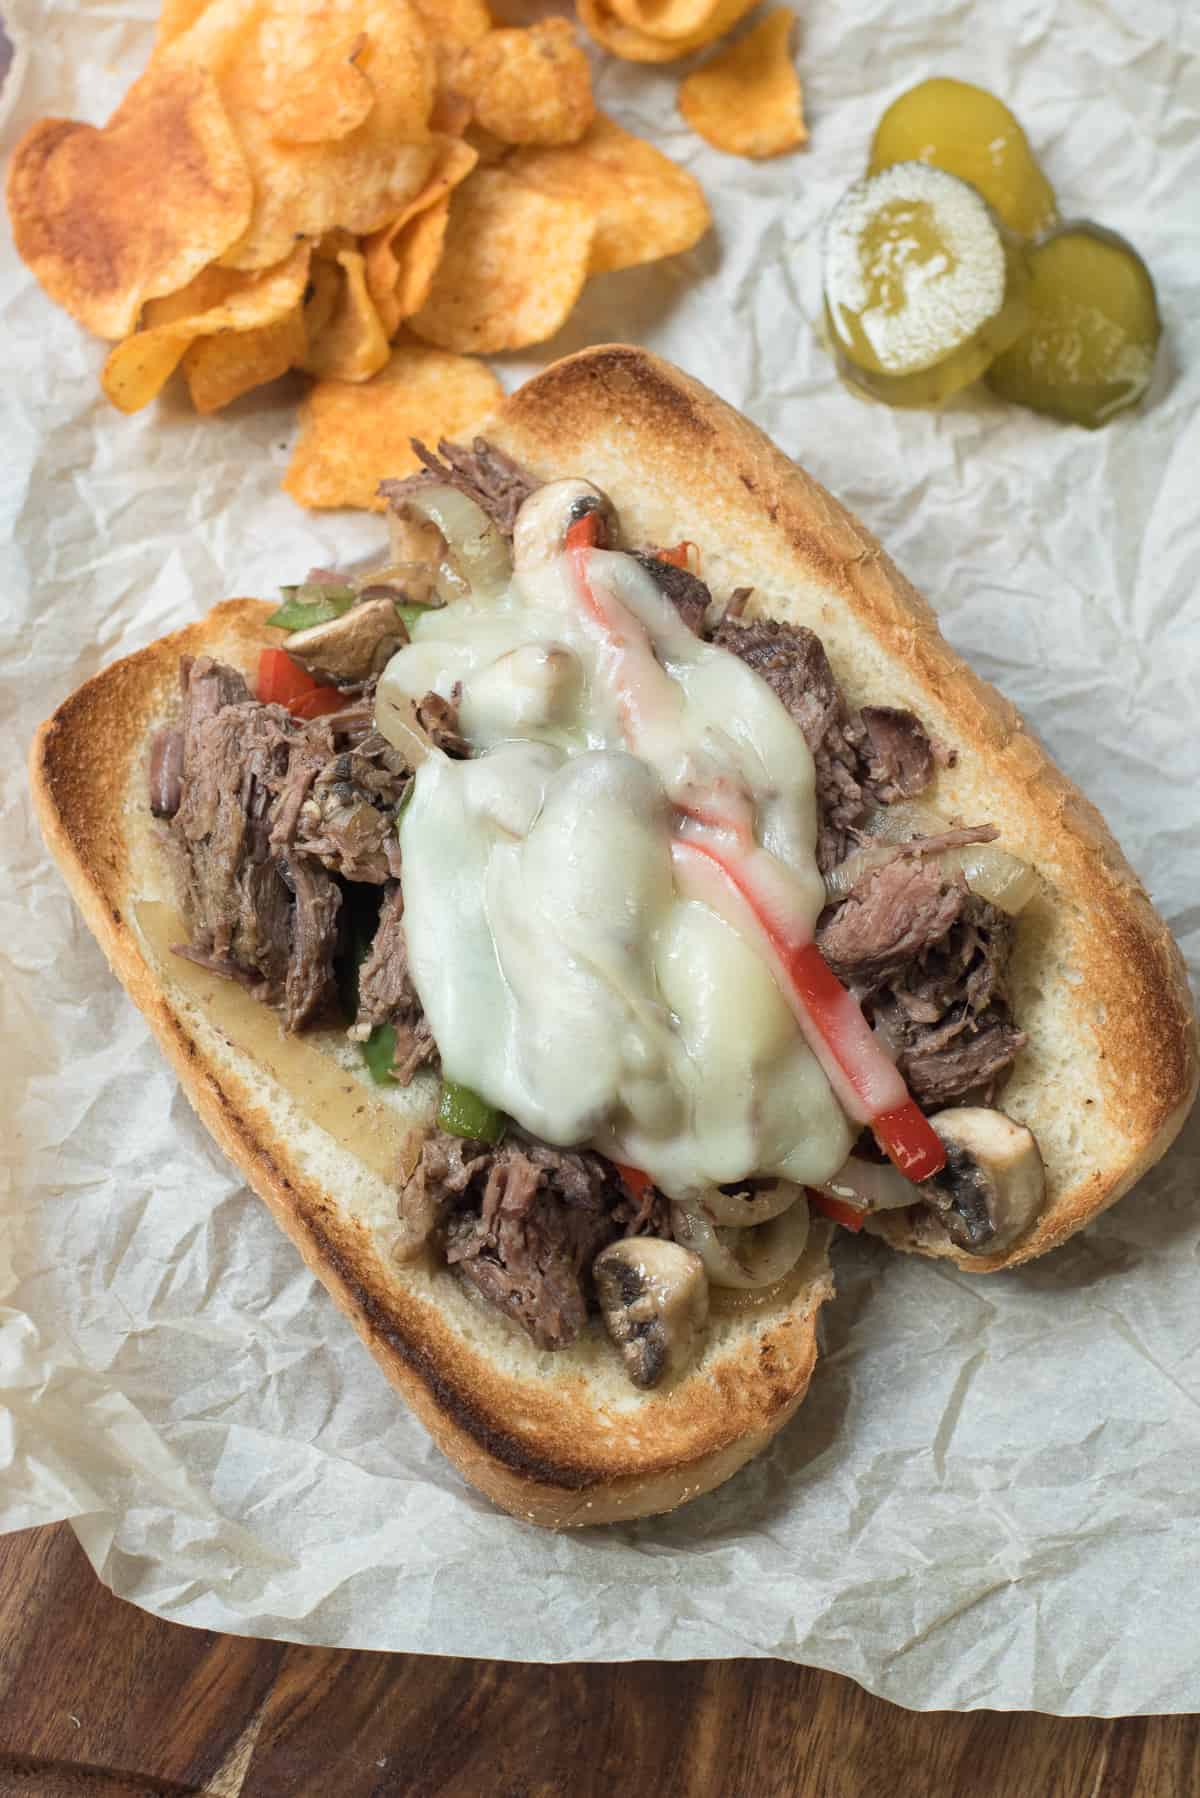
[593,1236,709,1389]
[924,1106,1045,1251]
[286,597,406,684]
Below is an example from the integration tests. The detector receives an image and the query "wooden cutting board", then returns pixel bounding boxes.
[0,1525,1194,1796]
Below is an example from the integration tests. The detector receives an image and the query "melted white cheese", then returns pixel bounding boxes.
[379,550,853,1198]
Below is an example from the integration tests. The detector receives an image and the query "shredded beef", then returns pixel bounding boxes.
[713,616,946,870]
[634,552,712,635]
[713,617,872,869]
[379,438,539,539]
[401,1130,670,1350]
[416,686,470,758]
[167,656,421,1031]
[818,859,966,989]
[868,896,1027,1105]
[860,705,941,803]
[352,882,438,1084]
[285,734,411,883]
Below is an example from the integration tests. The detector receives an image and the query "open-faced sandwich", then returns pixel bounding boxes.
[31,347,1197,1525]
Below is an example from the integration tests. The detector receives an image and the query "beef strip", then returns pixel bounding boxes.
[860,705,941,802]
[149,727,184,818]
[633,552,712,635]
[416,686,470,758]
[352,881,438,1084]
[817,859,966,989]
[379,437,539,539]
[169,658,360,1030]
[402,1130,669,1350]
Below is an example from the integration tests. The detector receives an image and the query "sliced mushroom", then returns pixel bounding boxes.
[594,1237,709,1389]
[920,1107,1045,1253]
[286,597,406,685]
[512,478,617,571]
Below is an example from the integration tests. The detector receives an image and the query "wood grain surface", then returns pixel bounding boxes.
[0,1526,1195,1797]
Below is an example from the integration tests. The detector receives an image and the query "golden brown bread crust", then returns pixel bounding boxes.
[28,346,1197,1527]
[490,346,1198,1271]
[30,597,833,1528]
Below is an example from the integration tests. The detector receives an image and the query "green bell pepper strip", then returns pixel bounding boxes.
[266,584,357,631]
[363,1023,398,1086]
[437,1080,504,1143]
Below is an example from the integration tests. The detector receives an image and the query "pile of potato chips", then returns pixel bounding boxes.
[7,0,804,510]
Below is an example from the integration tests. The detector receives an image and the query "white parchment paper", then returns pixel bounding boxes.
[2,0,1198,1714]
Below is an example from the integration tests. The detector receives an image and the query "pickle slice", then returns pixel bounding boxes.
[869,76,1057,240]
[823,163,1029,408]
[985,222,1161,428]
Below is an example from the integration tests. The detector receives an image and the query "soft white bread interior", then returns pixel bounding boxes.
[29,347,1197,1528]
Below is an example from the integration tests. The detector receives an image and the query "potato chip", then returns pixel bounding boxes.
[409,0,491,49]
[99,243,310,411]
[156,0,214,47]
[303,260,342,345]
[7,63,252,340]
[162,0,437,270]
[182,305,307,411]
[363,135,478,336]
[452,20,595,147]
[607,0,732,40]
[300,248,390,382]
[577,0,757,62]
[407,168,594,353]
[283,341,504,510]
[507,113,710,276]
[271,34,375,145]
[679,10,807,158]
[388,200,451,325]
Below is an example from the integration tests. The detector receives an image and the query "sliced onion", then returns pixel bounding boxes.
[398,483,512,604]
[354,559,445,606]
[817,1156,918,1213]
[827,801,1041,915]
[692,1179,802,1227]
[671,1197,810,1289]
[373,686,432,767]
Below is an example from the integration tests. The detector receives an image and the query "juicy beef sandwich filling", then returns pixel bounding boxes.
[152,439,1043,1389]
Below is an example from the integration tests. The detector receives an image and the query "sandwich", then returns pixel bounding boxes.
[31,345,1198,1526]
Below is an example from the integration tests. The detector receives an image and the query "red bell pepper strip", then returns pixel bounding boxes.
[806,1189,867,1232]
[614,1162,655,1209]
[257,648,344,719]
[656,540,700,571]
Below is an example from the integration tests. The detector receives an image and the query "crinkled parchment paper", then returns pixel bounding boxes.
[2,0,1198,1715]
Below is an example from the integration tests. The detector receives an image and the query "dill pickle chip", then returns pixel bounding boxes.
[823,163,1029,408]
[868,77,1057,240]
[985,222,1161,428]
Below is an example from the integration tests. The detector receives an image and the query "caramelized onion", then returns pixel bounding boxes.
[695,1179,802,1227]
[396,483,512,604]
[671,1197,810,1288]
[816,1156,918,1214]
[824,801,1039,914]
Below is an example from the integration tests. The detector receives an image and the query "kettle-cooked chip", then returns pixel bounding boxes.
[410,0,491,49]
[452,20,594,147]
[271,35,375,145]
[607,0,733,39]
[162,0,437,270]
[100,243,311,411]
[364,135,478,336]
[576,0,757,62]
[679,10,807,159]
[156,0,214,47]
[375,199,452,337]
[507,113,710,275]
[300,248,391,383]
[408,168,594,353]
[183,304,307,411]
[6,63,252,340]
[283,340,504,510]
